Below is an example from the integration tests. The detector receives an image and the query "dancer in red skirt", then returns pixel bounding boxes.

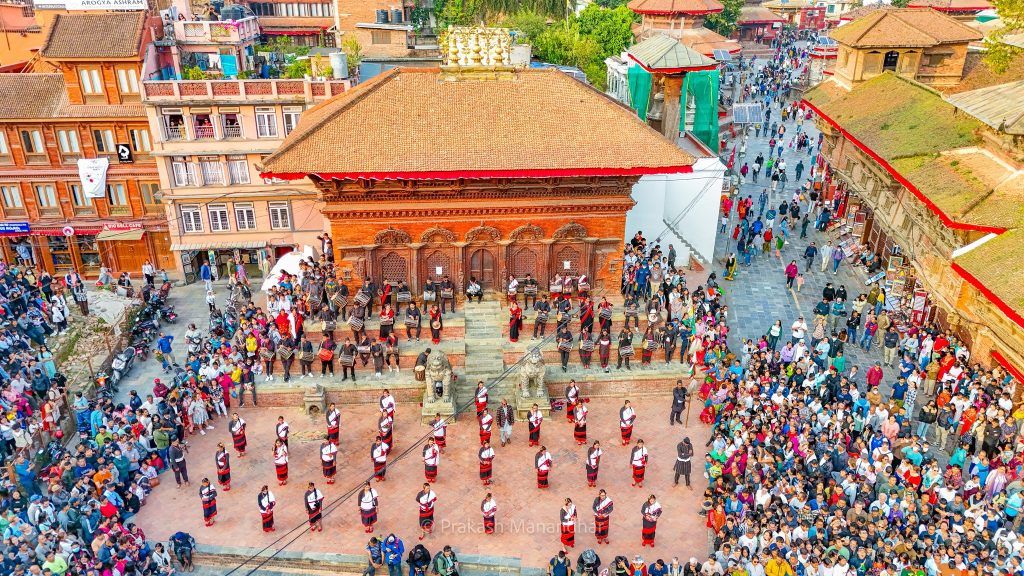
[565,381,580,423]
[527,404,543,447]
[573,403,588,446]
[631,439,649,488]
[474,381,489,417]
[415,483,437,541]
[592,489,614,545]
[321,436,339,484]
[479,408,494,446]
[478,439,495,486]
[536,446,552,488]
[619,400,636,446]
[422,438,440,483]
[214,443,231,491]
[305,482,324,532]
[371,435,389,481]
[230,414,247,457]
[559,498,577,549]
[358,482,379,533]
[326,403,341,445]
[273,439,289,485]
[199,478,217,527]
[585,441,602,487]
[640,495,662,547]
[258,485,276,532]
[481,492,497,534]
[431,413,447,454]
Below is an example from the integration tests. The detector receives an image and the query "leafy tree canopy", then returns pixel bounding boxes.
[984,0,1024,73]
[704,0,743,37]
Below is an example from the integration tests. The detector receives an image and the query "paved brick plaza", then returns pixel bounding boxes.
[133,396,711,568]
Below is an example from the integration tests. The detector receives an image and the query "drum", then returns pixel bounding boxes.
[415,365,426,382]
[599,308,613,320]
[580,339,595,352]
[348,316,365,331]
[308,293,323,309]
[277,346,294,360]
[524,285,538,295]
[300,350,316,363]
[578,282,590,293]
[537,311,549,323]
[619,345,635,358]
[549,284,562,293]
[380,316,394,326]
[507,288,518,296]
[330,292,348,308]
[397,292,412,303]
[357,345,371,354]
[625,307,639,318]
[339,353,355,367]
[558,340,573,352]
[440,289,454,299]
[423,290,436,302]
[354,291,370,307]
[404,316,418,327]
[322,320,337,332]
[431,320,442,330]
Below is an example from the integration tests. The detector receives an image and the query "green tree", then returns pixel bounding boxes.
[341,34,363,76]
[890,0,911,7]
[594,0,629,7]
[503,9,549,41]
[573,4,635,59]
[183,66,207,80]
[704,0,743,37]
[984,0,1024,73]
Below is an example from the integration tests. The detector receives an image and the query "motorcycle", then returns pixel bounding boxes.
[94,370,117,399]
[157,304,177,323]
[110,346,137,386]
[186,335,203,356]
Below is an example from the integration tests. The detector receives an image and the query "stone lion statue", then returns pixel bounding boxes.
[424,349,453,402]
[519,349,546,398]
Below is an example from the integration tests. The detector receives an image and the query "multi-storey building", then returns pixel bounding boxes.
[0,11,173,277]
[142,71,351,281]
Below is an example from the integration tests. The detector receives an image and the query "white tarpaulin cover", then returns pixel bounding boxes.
[78,157,109,198]
[260,245,315,291]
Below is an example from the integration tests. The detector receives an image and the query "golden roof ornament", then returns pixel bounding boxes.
[441,26,518,80]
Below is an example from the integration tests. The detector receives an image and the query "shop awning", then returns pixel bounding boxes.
[97,228,145,241]
[170,240,266,251]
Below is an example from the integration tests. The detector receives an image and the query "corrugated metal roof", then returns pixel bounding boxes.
[628,34,717,71]
[944,79,1024,135]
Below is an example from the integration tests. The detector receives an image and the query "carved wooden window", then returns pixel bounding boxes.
[511,247,538,279]
[380,251,409,283]
[425,250,452,279]
[554,246,582,276]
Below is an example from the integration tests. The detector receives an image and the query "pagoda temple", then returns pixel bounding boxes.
[629,0,742,57]
[260,27,696,296]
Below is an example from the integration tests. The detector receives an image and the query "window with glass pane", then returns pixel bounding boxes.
[199,156,224,185]
[0,131,8,158]
[106,183,127,206]
[140,182,161,214]
[77,235,101,273]
[69,183,94,211]
[79,68,103,94]
[283,107,302,135]
[93,129,115,153]
[222,113,242,138]
[117,68,140,94]
[130,128,151,152]
[269,201,291,230]
[35,184,57,208]
[20,129,43,154]
[234,202,256,230]
[1,185,22,209]
[171,157,198,187]
[227,155,250,184]
[181,204,203,232]
[208,204,230,232]
[48,236,73,271]
[256,108,278,138]
[57,129,80,155]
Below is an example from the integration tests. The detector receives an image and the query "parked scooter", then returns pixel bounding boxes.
[110,346,137,386]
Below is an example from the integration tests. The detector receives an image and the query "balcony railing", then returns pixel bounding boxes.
[163,125,187,141]
[144,78,353,103]
[193,125,215,140]
[223,125,242,139]
[174,17,261,44]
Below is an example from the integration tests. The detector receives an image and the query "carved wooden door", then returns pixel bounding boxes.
[468,248,496,289]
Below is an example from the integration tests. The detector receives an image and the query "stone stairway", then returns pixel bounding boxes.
[459,300,514,408]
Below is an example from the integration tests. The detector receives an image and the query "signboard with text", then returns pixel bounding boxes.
[0,222,30,234]
[34,0,148,9]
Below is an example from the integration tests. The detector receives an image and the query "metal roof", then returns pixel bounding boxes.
[944,80,1024,135]
[628,34,717,71]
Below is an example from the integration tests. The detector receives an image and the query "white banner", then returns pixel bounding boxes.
[78,158,109,199]
[39,0,148,10]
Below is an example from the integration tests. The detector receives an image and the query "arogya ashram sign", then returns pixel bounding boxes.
[34,0,147,10]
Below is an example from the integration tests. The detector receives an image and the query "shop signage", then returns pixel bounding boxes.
[102,223,143,232]
[34,0,148,10]
[78,157,110,199]
[62,225,75,237]
[116,144,134,164]
[0,222,30,234]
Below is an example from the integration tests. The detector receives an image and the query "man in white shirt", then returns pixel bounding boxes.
[791,316,808,343]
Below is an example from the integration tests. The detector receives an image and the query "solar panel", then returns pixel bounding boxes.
[732,103,764,124]
[712,49,732,62]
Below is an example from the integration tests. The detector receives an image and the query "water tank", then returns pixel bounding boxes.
[375,9,389,23]
[391,8,403,23]
[329,52,349,79]
[220,5,245,21]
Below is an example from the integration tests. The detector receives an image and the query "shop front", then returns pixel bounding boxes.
[0,223,171,279]
[171,240,278,284]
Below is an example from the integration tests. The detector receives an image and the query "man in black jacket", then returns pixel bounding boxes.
[670,380,687,425]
